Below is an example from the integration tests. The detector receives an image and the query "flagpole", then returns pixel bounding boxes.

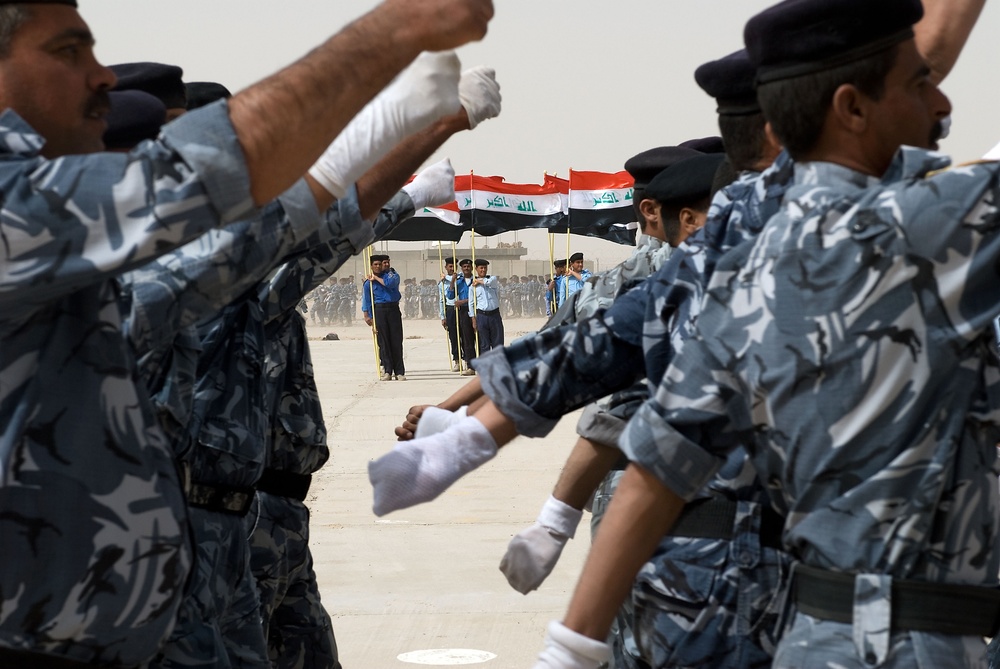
[452,240,465,373]
[565,169,572,308]
[470,170,481,359]
[364,245,382,380]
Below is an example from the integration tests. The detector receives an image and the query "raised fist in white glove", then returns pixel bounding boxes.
[533,621,611,669]
[458,66,501,129]
[500,495,582,594]
[309,52,462,198]
[402,158,456,210]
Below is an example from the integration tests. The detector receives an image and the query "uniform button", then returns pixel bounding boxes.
[865,652,877,664]
[739,550,753,564]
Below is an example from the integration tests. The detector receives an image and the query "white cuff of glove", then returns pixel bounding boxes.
[309,51,461,198]
[458,66,502,130]
[402,158,456,210]
[537,495,583,539]
[414,404,468,440]
[534,621,611,669]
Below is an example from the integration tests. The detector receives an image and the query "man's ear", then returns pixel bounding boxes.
[830,83,870,135]
[639,198,660,232]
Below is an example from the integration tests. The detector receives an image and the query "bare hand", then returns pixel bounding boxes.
[388,0,494,52]
[395,404,431,441]
[364,316,374,327]
[471,316,478,331]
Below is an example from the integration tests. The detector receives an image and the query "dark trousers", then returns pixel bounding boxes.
[458,308,476,363]
[475,309,504,352]
[374,303,405,375]
[445,307,459,361]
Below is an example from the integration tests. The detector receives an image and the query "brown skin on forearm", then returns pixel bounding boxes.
[563,464,685,640]
[230,0,495,207]
[914,0,985,85]
[551,437,622,511]
[230,9,422,207]
[468,399,519,446]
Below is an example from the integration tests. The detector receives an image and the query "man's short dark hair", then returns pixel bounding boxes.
[661,196,710,244]
[718,112,768,172]
[0,6,30,58]
[757,45,898,159]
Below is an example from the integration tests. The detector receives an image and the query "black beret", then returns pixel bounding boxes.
[459,258,472,266]
[111,62,187,110]
[645,153,727,206]
[569,252,584,262]
[474,258,489,267]
[443,256,456,265]
[185,81,231,111]
[745,0,923,84]
[624,146,702,190]
[103,90,166,151]
[695,50,760,116]
[679,136,725,154]
[553,259,567,268]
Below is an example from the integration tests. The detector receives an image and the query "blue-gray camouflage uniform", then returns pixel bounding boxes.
[251,191,414,669]
[620,147,1000,668]
[474,152,796,668]
[561,235,673,669]
[0,102,258,666]
[125,182,370,668]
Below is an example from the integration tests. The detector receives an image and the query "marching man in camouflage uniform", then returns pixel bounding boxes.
[0,0,493,666]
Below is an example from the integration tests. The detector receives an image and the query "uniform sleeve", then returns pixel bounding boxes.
[474,312,645,437]
[0,101,256,315]
[618,333,744,500]
[361,281,372,316]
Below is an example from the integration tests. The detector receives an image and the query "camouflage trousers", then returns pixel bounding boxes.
[146,506,269,669]
[249,491,340,669]
[774,612,989,669]
[630,502,789,669]
[591,469,647,669]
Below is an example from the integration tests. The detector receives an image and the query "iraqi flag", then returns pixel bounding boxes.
[386,200,464,242]
[565,170,637,245]
[456,174,565,236]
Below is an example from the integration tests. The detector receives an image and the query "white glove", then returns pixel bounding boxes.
[458,66,501,129]
[402,158,456,210]
[369,415,498,516]
[414,404,468,440]
[309,52,462,198]
[533,621,611,669]
[500,496,583,594]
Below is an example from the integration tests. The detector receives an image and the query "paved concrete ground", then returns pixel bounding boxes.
[303,314,589,668]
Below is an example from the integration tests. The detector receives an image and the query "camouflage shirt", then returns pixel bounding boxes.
[263,192,415,475]
[0,102,256,665]
[621,147,1000,590]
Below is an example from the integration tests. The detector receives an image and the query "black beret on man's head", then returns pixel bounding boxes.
[678,136,725,154]
[745,0,923,84]
[474,258,490,267]
[103,90,166,151]
[185,81,232,110]
[553,259,567,268]
[111,62,187,110]
[624,146,703,190]
[443,256,456,265]
[569,252,584,263]
[695,50,760,116]
[645,153,727,206]
[459,258,472,266]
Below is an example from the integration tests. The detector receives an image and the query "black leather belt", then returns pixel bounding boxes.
[256,469,312,502]
[187,481,255,516]
[0,648,100,668]
[476,308,500,315]
[668,497,784,549]
[794,563,1000,636]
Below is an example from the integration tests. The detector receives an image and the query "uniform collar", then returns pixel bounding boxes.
[0,109,47,157]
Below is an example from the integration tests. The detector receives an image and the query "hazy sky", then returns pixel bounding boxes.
[82,1,1000,266]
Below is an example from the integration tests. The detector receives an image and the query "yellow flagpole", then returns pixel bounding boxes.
[451,240,465,373]
[565,169,572,308]
[365,246,381,380]
[469,170,481,358]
